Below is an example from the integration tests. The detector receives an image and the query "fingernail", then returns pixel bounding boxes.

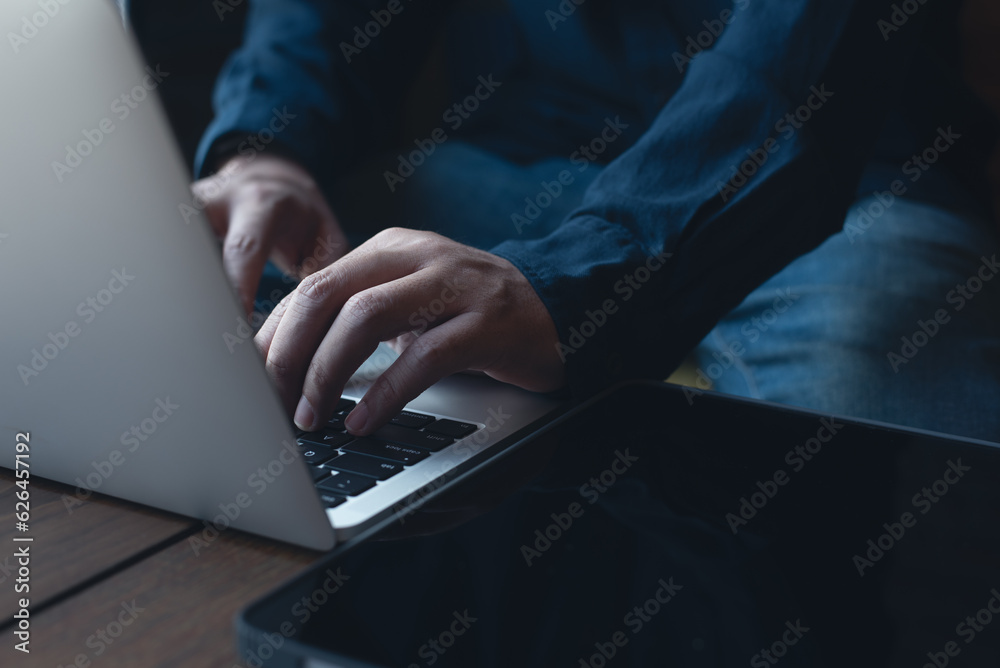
[345,401,369,434]
[294,395,315,431]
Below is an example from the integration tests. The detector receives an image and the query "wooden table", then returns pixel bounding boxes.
[0,469,320,667]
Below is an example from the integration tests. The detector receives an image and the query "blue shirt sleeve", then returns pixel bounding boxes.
[194,0,452,184]
[490,0,932,398]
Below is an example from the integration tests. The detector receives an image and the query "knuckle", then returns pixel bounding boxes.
[375,227,432,247]
[375,226,406,241]
[296,270,337,303]
[241,182,297,216]
[264,354,296,384]
[340,290,389,328]
[193,173,225,194]
[241,180,279,203]
[223,233,263,258]
[412,230,444,250]
[305,360,335,396]
[190,181,212,203]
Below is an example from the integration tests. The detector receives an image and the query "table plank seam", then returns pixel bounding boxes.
[0,524,200,633]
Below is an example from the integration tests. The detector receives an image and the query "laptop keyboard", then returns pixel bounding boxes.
[296,398,480,509]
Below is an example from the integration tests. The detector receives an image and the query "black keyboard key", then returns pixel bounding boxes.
[309,465,331,482]
[335,398,356,412]
[327,414,347,430]
[298,444,339,466]
[372,424,455,452]
[318,493,347,508]
[327,452,404,481]
[389,410,435,429]
[299,429,354,449]
[426,419,478,439]
[342,438,430,465]
[317,470,376,496]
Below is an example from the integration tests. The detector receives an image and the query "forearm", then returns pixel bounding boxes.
[195,0,454,185]
[492,0,931,397]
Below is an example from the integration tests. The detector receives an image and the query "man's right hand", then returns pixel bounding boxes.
[192,153,349,314]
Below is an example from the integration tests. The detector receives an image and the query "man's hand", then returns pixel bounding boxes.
[254,228,567,435]
[192,154,348,314]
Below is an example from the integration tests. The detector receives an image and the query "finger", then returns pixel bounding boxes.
[254,291,294,359]
[222,196,277,314]
[298,210,349,277]
[190,177,231,238]
[345,313,481,435]
[295,270,464,430]
[261,238,427,417]
[269,208,344,280]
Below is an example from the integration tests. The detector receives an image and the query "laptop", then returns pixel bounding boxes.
[0,0,566,551]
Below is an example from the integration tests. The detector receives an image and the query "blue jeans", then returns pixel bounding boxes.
[693,196,1000,443]
[327,141,1000,443]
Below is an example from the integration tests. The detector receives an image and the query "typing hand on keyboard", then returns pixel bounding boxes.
[253,228,566,435]
[296,399,480,506]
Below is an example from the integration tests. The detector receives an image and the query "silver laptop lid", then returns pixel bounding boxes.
[0,0,336,550]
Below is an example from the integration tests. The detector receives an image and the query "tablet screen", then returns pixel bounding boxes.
[241,383,1000,668]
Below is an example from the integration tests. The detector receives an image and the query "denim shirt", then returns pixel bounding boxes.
[196,0,995,399]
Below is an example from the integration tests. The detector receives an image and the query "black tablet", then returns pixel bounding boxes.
[237,381,1000,667]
